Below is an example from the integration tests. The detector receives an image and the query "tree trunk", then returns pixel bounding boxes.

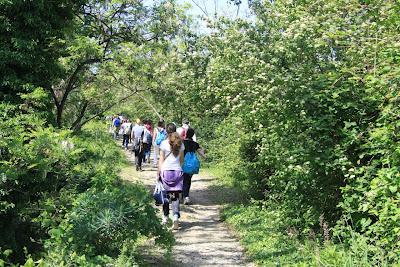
[54,58,101,128]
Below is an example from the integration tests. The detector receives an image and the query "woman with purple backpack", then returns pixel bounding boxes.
[157,123,184,230]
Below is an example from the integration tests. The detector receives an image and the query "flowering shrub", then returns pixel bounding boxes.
[154,0,399,262]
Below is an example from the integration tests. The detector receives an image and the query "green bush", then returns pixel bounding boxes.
[178,0,400,261]
[222,202,393,266]
[0,102,173,264]
[337,98,400,261]
[42,184,173,265]
[207,118,247,179]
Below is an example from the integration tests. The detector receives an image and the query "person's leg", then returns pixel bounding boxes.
[134,147,140,170]
[182,173,190,198]
[141,143,148,165]
[171,192,180,229]
[146,144,152,163]
[115,127,120,139]
[132,139,136,154]
[162,197,170,216]
[162,194,170,224]
[122,134,125,146]
[162,202,169,216]
[143,148,149,163]
[171,193,180,216]
[142,147,145,163]
[183,174,192,204]
[137,146,144,170]
[126,135,130,149]
[153,145,159,167]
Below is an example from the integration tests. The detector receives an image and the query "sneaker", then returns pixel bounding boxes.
[183,197,190,205]
[172,215,179,230]
[162,215,168,225]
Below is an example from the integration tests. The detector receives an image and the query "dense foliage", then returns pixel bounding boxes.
[0,101,173,265]
[0,0,82,99]
[222,202,389,266]
[0,1,177,265]
[1,0,399,265]
[151,0,400,263]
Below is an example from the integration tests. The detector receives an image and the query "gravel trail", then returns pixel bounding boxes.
[119,148,254,267]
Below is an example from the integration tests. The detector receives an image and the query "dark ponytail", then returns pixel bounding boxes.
[166,123,176,134]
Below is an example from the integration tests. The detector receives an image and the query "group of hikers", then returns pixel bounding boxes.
[109,115,206,230]
[110,116,154,170]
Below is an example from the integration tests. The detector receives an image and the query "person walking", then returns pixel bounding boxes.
[143,120,153,164]
[158,123,184,229]
[121,119,132,150]
[177,118,196,141]
[112,116,121,139]
[152,120,166,168]
[131,118,144,171]
[182,128,206,205]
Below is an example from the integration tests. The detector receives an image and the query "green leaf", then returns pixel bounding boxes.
[389,185,398,193]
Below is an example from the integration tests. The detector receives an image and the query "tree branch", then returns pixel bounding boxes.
[136,93,162,120]
[70,101,89,130]
[72,91,138,131]
[105,69,162,119]
[190,0,209,17]
[49,87,60,109]
[56,58,101,128]
[110,3,126,20]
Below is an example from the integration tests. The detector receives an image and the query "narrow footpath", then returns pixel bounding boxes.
[119,147,254,267]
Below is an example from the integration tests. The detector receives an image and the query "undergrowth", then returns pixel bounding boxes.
[205,166,397,267]
[222,203,393,267]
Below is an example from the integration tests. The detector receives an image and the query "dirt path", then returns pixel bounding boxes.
[119,148,254,267]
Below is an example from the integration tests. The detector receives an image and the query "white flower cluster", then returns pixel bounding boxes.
[61,140,75,152]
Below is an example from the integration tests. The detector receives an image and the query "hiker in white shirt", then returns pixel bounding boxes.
[121,119,132,149]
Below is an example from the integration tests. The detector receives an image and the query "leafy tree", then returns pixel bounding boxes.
[149,0,400,261]
[0,0,85,116]
[0,1,181,264]
[51,0,189,129]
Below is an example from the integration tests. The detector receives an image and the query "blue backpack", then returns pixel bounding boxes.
[113,119,121,127]
[155,129,167,145]
[182,152,200,174]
